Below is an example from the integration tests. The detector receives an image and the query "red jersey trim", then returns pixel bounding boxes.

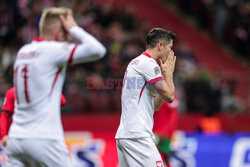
[68,45,78,65]
[148,77,163,84]
[138,82,147,103]
[33,37,43,42]
[142,52,151,58]
[49,67,62,96]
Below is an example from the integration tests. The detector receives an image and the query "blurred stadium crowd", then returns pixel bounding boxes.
[0,0,246,114]
[170,0,250,61]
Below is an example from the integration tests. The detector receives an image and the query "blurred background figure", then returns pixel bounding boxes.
[154,95,179,167]
[197,110,222,134]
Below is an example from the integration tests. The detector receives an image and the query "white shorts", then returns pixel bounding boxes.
[116,138,164,167]
[5,138,73,167]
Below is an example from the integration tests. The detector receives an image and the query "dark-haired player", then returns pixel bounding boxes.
[116,28,176,166]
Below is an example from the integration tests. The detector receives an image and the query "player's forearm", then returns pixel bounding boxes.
[154,94,163,111]
[0,112,9,139]
[69,26,106,60]
[162,74,175,103]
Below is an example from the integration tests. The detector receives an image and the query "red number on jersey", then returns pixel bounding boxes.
[14,66,20,103]
[14,65,30,103]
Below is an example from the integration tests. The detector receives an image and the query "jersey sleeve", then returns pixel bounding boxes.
[51,26,106,66]
[139,60,163,84]
[1,88,15,114]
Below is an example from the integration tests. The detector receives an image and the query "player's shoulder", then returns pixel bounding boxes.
[33,40,72,49]
[135,54,158,68]
[19,39,75,54]
[17,43,30,53]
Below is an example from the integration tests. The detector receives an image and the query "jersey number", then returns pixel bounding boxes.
[14,65,30,103]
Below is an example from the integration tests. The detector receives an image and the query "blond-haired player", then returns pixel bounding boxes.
[5,7,106,167]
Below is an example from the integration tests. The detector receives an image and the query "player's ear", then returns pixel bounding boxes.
[157,42,163,51]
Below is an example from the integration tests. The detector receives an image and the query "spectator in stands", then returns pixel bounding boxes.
[197,110,222,134]
[172,0,250,60]
[220,78,243,112]
[213,0,229,39]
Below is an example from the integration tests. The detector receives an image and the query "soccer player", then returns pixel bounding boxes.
[115,28,176,167]
[0,87,66,147]
[5,7,106,167]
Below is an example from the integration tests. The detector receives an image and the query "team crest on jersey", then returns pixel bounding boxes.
[156,160,163,167]
[154,67,160,75]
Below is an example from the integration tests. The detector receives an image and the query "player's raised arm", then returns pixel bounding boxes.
[60,12,106,63]
[38,7,106,65]
[154,51,176,103]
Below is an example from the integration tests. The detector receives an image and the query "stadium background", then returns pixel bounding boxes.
[0,0,249,166]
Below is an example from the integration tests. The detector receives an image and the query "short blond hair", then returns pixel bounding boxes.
[39,7,72,35]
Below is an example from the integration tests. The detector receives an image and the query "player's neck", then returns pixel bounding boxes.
[40,34,56,41]
[144,49,159,62]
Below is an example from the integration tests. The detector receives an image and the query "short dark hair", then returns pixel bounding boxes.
[146,28,176,49]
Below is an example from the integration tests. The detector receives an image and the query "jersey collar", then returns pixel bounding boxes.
[33,37,43,42]
[142,52,151,58]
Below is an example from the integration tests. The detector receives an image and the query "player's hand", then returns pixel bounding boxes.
[60,12,77,32]
[159,51,176,77]
[2,135,8,147]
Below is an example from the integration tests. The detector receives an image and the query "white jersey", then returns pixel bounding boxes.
[9,26,106,140]
[115,52,163,139]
